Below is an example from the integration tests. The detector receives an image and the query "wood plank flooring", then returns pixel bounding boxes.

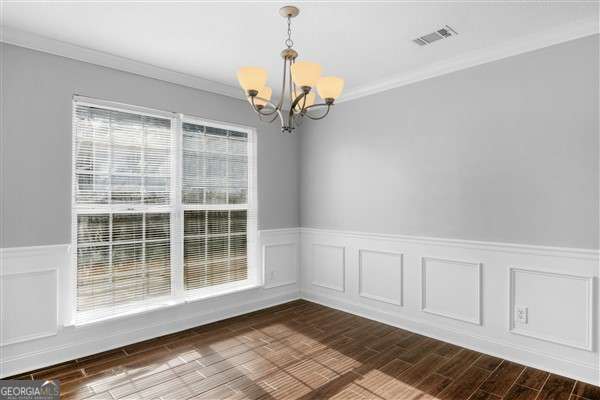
[7,300,600,400]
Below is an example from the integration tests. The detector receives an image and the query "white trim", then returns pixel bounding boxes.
[1,290,300,378]
[338,18,600,103]
[0,266,56,277]
[301,228,599,260]
[74,282,262,327]
[302,290,599,386]
[311,244,346,292]
[0,331,59,347]
[73,95,176,119]
[262,242,298,289]
[2,26,245,101]
[69,100,78,327]
[358,249,403,306]
[420,257,482,326]
[172,109,185,303]
[0,244,70,260]
[3,21,597,105]
[508,267,595,352]
[259,227,302,236]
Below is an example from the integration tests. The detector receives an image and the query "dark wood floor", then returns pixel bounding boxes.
[8,300,600,400]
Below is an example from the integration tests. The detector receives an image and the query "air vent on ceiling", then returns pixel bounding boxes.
[413,25,458,46]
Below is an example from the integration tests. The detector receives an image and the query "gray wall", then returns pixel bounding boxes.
[1,43,300,247]
[301,35,599,249]
[3,36,598,249]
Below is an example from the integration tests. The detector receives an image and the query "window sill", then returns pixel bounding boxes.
[184,282,262,304]
[71,282,262,327]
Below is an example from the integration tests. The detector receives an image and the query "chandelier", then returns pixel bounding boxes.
[237,5,344,133]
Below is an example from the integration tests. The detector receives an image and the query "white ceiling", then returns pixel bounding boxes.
[2,1,598,101]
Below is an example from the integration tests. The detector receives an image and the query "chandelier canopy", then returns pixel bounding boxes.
[237,5,344,133]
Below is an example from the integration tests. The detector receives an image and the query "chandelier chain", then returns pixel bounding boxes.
[285,15,294,48]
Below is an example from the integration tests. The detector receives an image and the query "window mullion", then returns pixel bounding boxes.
[142,118,147,302]
[108,112,115,312]
[171,114,185,300]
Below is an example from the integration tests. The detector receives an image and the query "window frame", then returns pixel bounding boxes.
[177,114,258,301]
[70,96,258,326]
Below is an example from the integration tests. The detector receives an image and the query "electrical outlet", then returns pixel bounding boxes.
[516,306,528,324]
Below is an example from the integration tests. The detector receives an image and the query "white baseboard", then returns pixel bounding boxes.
[302,289,598,385]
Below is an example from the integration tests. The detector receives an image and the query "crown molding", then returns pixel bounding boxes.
[338,17,599,103]
[2,17,598,105]
[0,26,246,101]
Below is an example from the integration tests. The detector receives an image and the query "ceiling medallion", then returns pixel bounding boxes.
[237,5,344,133]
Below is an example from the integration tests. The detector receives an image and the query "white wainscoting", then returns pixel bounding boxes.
[0,228,300,378]
[421,257,482,325]
[3,227,599,385]
[300,227,599,385]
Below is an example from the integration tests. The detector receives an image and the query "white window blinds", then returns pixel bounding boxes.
[182,122,249,290]
[74,106,172,206]
[72,98,256,322]
[73,104,174,314]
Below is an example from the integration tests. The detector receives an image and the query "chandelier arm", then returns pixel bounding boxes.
[303,104,331,120]
[276,109,287,128]
[288,90,310,131]
[296,91,308,114]
[289,91,307,119]
[303,102,333,112]
[249,95,280,116]
[249,95,284,125]
[291,88,307,115]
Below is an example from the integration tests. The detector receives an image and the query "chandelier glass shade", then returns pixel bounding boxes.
[237,5,344,133]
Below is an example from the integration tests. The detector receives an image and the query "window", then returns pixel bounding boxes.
[182,120,249,290]
[72,97,256,323]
